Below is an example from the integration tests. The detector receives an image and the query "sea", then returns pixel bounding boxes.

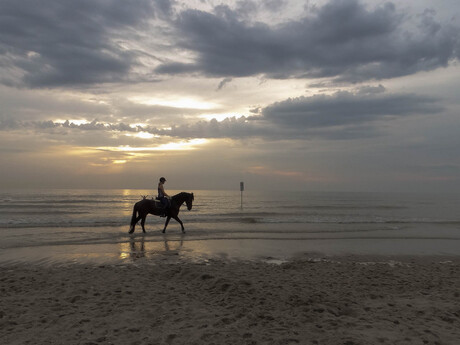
[1,189,459,265]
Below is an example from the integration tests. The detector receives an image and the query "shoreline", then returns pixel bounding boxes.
[1,255,459,344]
[1,233,459,267]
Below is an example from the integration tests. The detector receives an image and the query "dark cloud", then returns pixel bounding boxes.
[3,0,457,88]
[0,0,158,87]
[216,77,233,90]
[156,0,460,81]
[262,91,444,128]
[355,84,386,95]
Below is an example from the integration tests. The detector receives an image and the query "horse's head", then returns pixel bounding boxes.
[186,193,194,210]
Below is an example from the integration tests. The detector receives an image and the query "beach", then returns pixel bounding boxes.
[3,0,460,343]
[1,254,460,345]
[1,189,460,344]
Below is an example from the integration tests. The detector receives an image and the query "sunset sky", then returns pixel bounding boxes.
[1,0,460,192]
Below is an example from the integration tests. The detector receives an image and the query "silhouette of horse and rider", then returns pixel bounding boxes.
[129,177,194,234]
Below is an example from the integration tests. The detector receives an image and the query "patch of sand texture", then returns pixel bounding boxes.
[1,258,459,344]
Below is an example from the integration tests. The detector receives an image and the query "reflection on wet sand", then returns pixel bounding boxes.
[128,237,145,259]
[120,236,184,261]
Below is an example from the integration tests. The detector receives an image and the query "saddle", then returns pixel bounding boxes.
[154,197,171,209]
[153,199,163,208]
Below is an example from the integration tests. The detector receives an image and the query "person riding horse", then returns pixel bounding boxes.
[157,177,170,217]
[129,191,194,234]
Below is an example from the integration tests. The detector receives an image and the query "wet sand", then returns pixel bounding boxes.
[1,255,460,345]
[2,226,460,266]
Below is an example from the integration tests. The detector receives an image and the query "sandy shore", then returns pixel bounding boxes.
[1,256,459,345]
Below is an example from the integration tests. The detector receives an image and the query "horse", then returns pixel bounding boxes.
[129,192,194,234]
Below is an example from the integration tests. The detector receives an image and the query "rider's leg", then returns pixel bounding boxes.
[160,198,167,217]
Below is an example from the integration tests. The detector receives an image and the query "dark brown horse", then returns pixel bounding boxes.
[129,192,194,234]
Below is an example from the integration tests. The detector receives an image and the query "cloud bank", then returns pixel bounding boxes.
[1,0,459,89]
[0,0,157,87]
[157,0,460,82]
[262,90,443,129]
[1,89,443,141]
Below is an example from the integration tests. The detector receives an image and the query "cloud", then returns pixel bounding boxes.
[3,0,458,89]
[154,89,444,140]
[0,117,138,132]
[2,88,442,142]
[0,0,159,87]
[156,0,460,82]
[261,90,444,129]
[216,77,233,90]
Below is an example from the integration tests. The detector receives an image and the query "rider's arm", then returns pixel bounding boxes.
[159,184,169,197]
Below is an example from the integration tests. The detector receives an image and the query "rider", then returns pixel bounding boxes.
[157,177,170,217]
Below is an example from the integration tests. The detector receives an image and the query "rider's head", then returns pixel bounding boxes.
[160,177,166,183]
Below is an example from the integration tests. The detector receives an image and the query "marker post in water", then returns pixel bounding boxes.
[240,182,244,209]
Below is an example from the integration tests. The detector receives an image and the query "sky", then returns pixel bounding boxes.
[1,0,460,192]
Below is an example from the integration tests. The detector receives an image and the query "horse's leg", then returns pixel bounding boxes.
[129,206,137,233]
[172,215,185,233]
[129,223,135,234]
[141,214,147,233]
[129,214,143,234]
[162,216,171,233]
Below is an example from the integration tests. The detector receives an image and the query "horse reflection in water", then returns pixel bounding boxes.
[129,192,194,234]
[127,236,184,260]
[129,237,145,260]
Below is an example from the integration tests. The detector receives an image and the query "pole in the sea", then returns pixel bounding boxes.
[240,181,244,209]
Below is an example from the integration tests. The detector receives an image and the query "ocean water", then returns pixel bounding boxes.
[1,189,460,264]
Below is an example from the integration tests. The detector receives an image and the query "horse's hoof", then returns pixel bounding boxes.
[162,230,165,234]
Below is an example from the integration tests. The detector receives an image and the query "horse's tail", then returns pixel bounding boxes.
[129,203,138,233]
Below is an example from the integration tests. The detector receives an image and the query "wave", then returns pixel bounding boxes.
[275,205,407,210]
[2,216,460,229]
[0,220,127,229]
[0,209,89,215]
[0,199,125,205]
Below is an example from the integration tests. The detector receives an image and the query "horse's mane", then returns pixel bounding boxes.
[172,191,193,199]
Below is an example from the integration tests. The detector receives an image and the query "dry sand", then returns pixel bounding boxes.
[1,256,459,345]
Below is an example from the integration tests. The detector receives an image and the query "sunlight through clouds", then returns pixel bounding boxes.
[124,131,157,139]
[96,138,208,153]
[55,119,92,126]
[129,96,218,110]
